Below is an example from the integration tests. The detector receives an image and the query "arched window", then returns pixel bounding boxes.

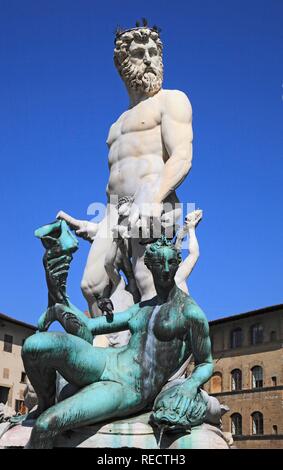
[270,331,277,342]
[230,328,243,348]
[210,372,222,393]
[251,324,264,345]
[252,412,264,435]
[231,413,242,435]
[231,369,242,391]
[251,366,263,388]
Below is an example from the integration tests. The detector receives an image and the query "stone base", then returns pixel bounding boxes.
[0,422,11,441]
[0,413,231,449]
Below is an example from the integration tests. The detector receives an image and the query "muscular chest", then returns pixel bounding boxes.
[107,99,161,147]
[154,304,189,342]
[129,304,188,342]
[122,102,161,134]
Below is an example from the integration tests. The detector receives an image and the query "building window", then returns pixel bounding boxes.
[231,369,242,391]
[250,324,264,345]
[0,386,10,405]
[20,372,27,384]
[230,328,243,348]
[3,368,9,379]
[270,331,276,342]
[272,376,277,387]
[210,372,222,393]
[252,412,264,435]
[251,366,263,388]
[231,413,242,435]
[3,334,13,353]
[272,425,278,435]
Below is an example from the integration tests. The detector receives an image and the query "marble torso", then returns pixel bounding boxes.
[106,90,177,205]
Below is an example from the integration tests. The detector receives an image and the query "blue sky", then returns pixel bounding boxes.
[0,0,282,326]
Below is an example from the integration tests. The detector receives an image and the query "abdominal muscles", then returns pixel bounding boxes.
[107,155,164,198]
[107,127,164,198]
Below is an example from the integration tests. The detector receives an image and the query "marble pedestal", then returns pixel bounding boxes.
[0,412,232,449]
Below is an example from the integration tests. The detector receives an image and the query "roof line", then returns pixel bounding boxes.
[209,304,283,325]
[0,312,37,331]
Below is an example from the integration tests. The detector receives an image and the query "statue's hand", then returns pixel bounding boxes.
[118,201,132,217]
[97,298,114,321]
[75,221,99,241]
[56,210,98,242]
[184,209,203,230]
[38,304,93,343]
[129,202,163,239]
[37,304,72,332]
[169,384,198,420]
[153,383,199,428]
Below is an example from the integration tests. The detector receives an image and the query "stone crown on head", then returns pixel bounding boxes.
[115,18,161,43]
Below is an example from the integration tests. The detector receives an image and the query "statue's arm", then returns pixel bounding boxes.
[154,90,193,204]
[184,305,213,392]
[88,303,139,335]
[175,228,199,292]
[56,210,100,242]
[174,210,202,290]
[38,302,138,344]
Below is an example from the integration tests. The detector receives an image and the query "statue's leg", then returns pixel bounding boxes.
[27,381,141,449]
[119,241,141,303]
[81,210,118,316]
[104,239,120,289]
[22,332,107,417]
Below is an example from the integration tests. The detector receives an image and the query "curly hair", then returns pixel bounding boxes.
[144,237,182,269]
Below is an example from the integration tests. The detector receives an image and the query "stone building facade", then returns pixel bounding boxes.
[204,304,283,449]
[0,313,36,413]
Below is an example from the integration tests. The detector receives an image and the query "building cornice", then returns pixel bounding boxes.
[0,312,37,331]
[209,304,283,326]
[211,385,283,397]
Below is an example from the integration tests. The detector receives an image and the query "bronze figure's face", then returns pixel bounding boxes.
[147,247,180,287]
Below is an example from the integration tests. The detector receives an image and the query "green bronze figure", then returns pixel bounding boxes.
[35,220,93,344]
[22,223,213,449]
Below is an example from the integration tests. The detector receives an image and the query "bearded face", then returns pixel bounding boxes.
[116,36,163,96]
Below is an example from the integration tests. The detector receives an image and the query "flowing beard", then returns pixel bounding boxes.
[121,60,163,96]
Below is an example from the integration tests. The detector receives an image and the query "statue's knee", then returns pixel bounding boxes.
[29,415,56,448]
[34,413,56,435]
[22,333,58,361]
[22,334,42,359]
[81,276,96,296]
[81,277,97,299]
[34,416,49,433]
